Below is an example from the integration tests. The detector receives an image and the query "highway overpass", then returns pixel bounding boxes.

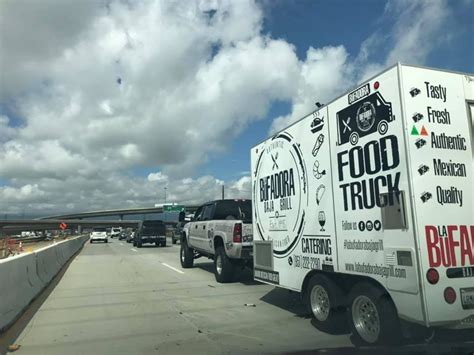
[39,205,200,220]
[0,219,142,235]
[1,205,200,236]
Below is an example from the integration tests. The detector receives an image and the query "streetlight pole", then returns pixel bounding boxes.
[164,187,167,204]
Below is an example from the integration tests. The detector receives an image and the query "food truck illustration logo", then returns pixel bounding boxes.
[337,91,394,146]
[254,132,309,258]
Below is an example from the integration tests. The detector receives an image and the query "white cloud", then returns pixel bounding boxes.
[0,115,17,142]
[269,0,450,133]
[0,0,455,215]
[147,171,168,183]
[270,45,352,133]
[384,0,449,66]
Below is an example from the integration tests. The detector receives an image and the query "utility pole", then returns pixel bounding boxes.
[164,187,167,204]
[222,185,224,200]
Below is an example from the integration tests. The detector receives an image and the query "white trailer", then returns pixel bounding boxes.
[251,64,474,345]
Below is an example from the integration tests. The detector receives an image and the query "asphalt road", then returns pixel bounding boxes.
[1,238,352,355]
[1,239,472,355]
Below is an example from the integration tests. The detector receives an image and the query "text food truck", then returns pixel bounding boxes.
[251,64,473,345]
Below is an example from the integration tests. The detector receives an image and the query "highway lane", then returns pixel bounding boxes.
[1,238,353,355]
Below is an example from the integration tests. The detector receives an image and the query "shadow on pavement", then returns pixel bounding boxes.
[260,285,474,354]
[0,244,85,355]
[135,245,169,248]
[259,287,312,319]
[195,262,260,285]
[283,339,474,355]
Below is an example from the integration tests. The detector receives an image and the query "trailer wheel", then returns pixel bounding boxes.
[180,240,194,268]
[306,274,346,332]
[214,247,235,283]
[349,283,400,346]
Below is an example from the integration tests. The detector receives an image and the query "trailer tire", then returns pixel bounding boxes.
[214,246,235,283]
[180,240,194,268]
[348,283,401,346]
[305,274,346,332]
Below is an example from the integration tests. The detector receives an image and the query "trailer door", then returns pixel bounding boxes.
[328,66,425,323]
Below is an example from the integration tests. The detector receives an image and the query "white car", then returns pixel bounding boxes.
[90,227,108,243]
[110,227,122,238]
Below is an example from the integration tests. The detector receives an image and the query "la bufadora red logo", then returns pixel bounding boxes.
[425,225,474,267]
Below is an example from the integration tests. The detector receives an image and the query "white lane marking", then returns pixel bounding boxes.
[120,243,124,246]
[161,263,184,274]
[131,248,138,252]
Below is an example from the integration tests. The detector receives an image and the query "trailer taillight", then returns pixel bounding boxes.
[426,268,439,284]
[233,223,242,243]
[444,287,456,304]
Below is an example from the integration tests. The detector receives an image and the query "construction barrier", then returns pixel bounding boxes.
[0,235,88,331]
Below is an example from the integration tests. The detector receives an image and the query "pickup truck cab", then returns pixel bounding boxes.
[133,220,166,248]
[180,199,253,283]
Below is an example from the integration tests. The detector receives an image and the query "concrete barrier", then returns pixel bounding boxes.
[0,236,87,331]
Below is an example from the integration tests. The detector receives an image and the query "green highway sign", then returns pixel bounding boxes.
[163,205,185,212]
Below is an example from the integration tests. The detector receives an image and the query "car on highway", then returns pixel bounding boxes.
[118,230,128,240]
[171,221,187,244]
[133,220,166,247]
[126,231,135,243]
[90,227,108,243]
[180,199,253,283]
[110,227,122,238]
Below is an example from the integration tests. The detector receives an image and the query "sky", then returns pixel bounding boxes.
[0,0,473,217]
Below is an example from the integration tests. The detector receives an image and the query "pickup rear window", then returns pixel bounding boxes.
[140,221,166,236]
[93,228,107,232]
[213,200,252,223]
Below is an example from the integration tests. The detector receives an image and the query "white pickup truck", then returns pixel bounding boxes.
[180,199,253,283]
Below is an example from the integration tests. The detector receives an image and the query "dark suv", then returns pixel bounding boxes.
[133,220,167,247]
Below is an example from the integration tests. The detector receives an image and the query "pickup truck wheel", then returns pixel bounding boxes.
[90,240,93,243]
[161,240,166,247]
[180,241,194,268]
[349,283,400,346]
[305,274,346,332]
[214,247,234,283]
[172,233,177,244]
[137,240,142,248]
